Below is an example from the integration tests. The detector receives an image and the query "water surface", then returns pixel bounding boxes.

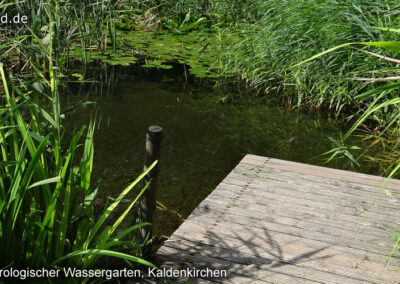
[68,72,368,237]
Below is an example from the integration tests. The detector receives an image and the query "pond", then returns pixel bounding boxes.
[66,66,374,241]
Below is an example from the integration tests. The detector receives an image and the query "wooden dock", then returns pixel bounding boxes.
[155,154,400,283]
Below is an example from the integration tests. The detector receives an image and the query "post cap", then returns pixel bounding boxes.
[148,125,163,133]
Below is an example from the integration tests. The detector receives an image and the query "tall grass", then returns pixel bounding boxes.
[140,0,400,173]
[220,1,398,109]
[296,34,400,172]
[286,9,400,261]
[128,0,399,115]
[0,0,156,270]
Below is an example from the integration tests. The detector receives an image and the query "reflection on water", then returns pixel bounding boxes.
[68,73,369,238]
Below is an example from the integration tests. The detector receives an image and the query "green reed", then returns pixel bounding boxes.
[0,0,156,270]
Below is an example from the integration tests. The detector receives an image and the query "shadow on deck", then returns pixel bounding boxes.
[153,155,400,283]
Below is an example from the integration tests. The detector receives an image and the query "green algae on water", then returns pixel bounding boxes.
[70,29,234,78]
[119,30,230,78]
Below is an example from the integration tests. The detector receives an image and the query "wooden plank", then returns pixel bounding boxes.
[211,182,400,227]
[180,218,398,270]
[243,154,389,184]
[160,237,381,283]
[158,246,324,284]
[168,221,400,282]
[156,154,400,283]
[206,190,391,242]
[239,155,270,167]
[241,154,400,191]
[242,155,400,191]
[224,169,400,216]
[233,163,400,206]
[188,201,394,258]
[210,182,400,229]
[206,189,390,240]
[216,178,400,221]
[191,195,395,250]
[216,178,399,219]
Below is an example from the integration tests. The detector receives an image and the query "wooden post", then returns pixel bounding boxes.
[138,125,163,253]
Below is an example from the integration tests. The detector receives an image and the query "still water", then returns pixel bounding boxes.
[67,69,370,238]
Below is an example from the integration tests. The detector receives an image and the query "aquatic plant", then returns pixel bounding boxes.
[124,1,399,114]
[0,0,156,271]
[294,18,400,263]
[295,35,400,171]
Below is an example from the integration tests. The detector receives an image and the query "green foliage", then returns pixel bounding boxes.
[323,136,361,167]
[223,0,398,108]
[2,0,400,271]
[295,30,400,174]
[107,29,230,77]
[127,0,400,115]
[162,15,209,34]
[127,1,400,262]
[0,0,156,271]
[295,15,400,261]
[116,0,258,32]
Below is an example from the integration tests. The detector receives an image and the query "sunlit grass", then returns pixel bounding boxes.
[0,0,157,271]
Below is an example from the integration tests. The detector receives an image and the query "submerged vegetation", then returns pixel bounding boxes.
[123,0,400,176]
[1,0,400,277]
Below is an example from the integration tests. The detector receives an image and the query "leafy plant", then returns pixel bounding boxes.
[322,136,361,167]
[295,34,400,176]
[295,22,400,263]
[0,0,157,272]
[0,61,157,269]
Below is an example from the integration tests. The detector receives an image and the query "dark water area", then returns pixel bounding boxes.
[65,67,375,239]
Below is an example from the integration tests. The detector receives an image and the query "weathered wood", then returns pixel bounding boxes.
[204,189,392,239]
[242,155,400,190]
[155,155,400,283]
[208,184,400,228]
[158,247,322,284]
[177,219,394,268]
[138,125,163,252]
[187,203,394,258]
[166,221,399,281]
[188,198,395,253]
[160,238,381,283]
[231,164,400,207]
